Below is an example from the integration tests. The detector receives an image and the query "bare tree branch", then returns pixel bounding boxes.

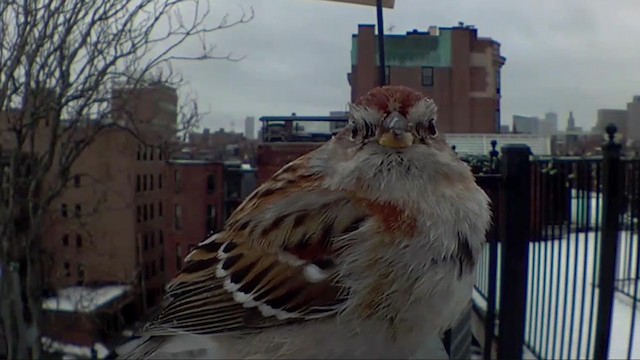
[0,0,252,358]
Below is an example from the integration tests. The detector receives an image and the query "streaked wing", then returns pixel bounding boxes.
[141,155,371,336]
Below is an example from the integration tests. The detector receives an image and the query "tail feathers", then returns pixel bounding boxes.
[114,335,164,359]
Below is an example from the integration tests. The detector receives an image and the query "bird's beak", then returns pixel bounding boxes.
[377,111,414,149]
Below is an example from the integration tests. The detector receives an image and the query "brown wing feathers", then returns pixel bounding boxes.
[141,167,372,337]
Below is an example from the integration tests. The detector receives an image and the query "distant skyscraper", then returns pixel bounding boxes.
[595,109,627,136]
[244,116,255,140]
[627,96,640,142]
[567,111,575,130]
[511,112,557,136]
[512,115,539,134]
[542,112,558,135]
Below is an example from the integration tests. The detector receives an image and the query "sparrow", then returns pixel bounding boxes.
[117,85,492,359]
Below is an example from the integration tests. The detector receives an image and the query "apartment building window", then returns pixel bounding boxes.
[150,232,155,248]
[158,230,163,244]
[135,234,141,259]
[151,260,156,277]
[150,203,154,220]
[384,65,391,85]
[74,204,81,218]
[143,204,148,221]
[150,146,154,161]
[142,145,147,161]
[136,205,142,223]
[77,264,85,279]
[64,262,71,277]
[158,174,162,189]
[206,205,216,235]
[144,233,148,251]
[61,203,68,218]
[421,67,434,86]
[62,234,69,247]
[143,174,147,191]
[158,201,163,217]
[175,170,182,189]
[158,147,163,161]
[144,264,150,280]
[176,245,182,270]
[174,204,182,230]
[137,145,141,161]
[160,256,165,271]
[76,234,82,248]
[207,175,215,194]
[74,175,81,188]
[150,175,154,191]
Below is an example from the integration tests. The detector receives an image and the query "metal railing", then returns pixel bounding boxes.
[469,125,640,360]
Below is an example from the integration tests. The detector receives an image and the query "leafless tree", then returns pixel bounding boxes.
[0,0,252,358]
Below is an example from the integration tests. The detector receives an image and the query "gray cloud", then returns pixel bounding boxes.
[173,0,640,133]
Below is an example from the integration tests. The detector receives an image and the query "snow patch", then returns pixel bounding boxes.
[474,231,640,359]
[42,336,110,359]
[42,285,131,313]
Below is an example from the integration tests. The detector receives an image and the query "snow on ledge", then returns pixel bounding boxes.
[42,285,131,313]
[42,336,110,359]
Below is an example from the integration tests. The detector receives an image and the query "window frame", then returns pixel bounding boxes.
[421,66,434,86]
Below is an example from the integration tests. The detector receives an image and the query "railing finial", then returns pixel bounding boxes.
[605,123,617,143]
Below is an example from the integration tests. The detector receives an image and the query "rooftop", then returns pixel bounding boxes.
[41,285,131,313]
[259,115,349,123]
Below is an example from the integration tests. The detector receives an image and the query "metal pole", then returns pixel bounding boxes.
[593,124,622,360]
[497,144,532,360]
[376,0,386,86]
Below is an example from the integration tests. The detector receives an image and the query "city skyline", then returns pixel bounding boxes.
[172,0,640,134]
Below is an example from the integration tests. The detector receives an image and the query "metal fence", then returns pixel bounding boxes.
[524,158,602,360]
[469,125,640,360]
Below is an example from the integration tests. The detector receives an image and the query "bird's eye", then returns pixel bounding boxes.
[427,119,438,137]
[350,125,359,140]
[414,119,437,139]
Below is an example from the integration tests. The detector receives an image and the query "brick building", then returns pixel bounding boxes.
[162,157,256,280]
[164,159,225,279]
[188,127,258,165]
[349,24,506,133]
[1,84,178,353]
[43,84,176,310]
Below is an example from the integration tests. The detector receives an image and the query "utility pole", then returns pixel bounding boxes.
[376,0,386,86]
[317,1,395,86]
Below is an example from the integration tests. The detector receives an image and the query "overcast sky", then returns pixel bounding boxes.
[174,0,640,134]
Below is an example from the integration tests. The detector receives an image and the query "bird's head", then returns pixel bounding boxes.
[318,86,465,197]
[331,85,445,158]
[341,85,439,151]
